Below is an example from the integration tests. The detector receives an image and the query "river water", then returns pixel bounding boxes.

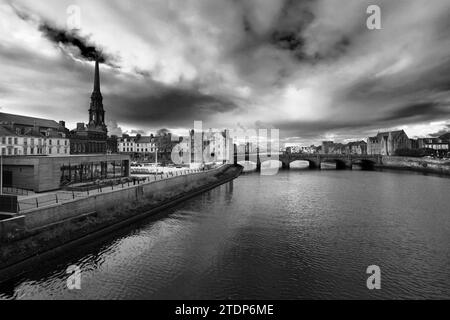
[1,169,449,299]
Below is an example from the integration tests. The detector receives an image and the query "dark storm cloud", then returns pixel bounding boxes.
[270,119,375,142]
[269,0,318,61]
[3,0,450,143]
[268,101,450,141]
[270,100,450,141]
[38,23,114,65]
[345,57,450,103]
[10,3,118,67]
[107,84,239,128]
[235,0,357,66]
[382,103,450,122]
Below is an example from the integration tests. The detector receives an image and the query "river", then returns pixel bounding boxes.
[1,168,449,299]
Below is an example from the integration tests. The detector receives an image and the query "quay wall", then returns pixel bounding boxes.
[22,165,228,230]
[0,165,242,274]
[380,156,450,175]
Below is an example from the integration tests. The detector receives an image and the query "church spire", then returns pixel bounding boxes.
[88,58,106,131]
[93,58,101,92]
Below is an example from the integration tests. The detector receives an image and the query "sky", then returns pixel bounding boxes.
[0,0,449,146]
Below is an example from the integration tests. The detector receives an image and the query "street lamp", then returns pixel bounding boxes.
[105,149,112,179]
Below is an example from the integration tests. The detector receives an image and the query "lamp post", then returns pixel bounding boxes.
[105,149,111,179]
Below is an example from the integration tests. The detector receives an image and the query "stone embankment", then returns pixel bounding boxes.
[380,156,450,175]
[0,164,242,278]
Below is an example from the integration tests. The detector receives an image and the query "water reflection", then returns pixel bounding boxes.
[1,170,449,299]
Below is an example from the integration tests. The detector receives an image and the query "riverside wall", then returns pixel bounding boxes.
[0,165,242,273]
[23,168,219,230]
[380,156,450,175]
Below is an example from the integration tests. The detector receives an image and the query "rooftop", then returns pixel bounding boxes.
[2,153,129,159]
[0,112,61,129]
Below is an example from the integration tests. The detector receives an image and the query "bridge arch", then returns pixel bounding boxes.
[289,160,310,169]
[352,159,376,170]
[261,160,282,169]
[321,159,350,170]
[287,159,320,169]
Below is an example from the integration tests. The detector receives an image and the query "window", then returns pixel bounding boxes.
[30,147,34,155]
[14,148,18,155]
[1,148,5,155]
[49,139,52,145]
[8,137,12,144]
[1,137,5,144]
[57,140,60,145]
[14,138,18,144]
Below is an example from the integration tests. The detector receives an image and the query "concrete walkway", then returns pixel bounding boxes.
[16,165,223,213]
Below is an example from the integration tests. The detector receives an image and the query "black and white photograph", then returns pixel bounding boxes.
[0,0,449,308]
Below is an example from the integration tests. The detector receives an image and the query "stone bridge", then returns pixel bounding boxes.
[279,153,382,169]
[234,152,382,170]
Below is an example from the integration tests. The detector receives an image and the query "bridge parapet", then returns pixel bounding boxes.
[278,153,381,169]
[233,152,381,169]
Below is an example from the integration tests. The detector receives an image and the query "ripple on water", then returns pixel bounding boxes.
[1,170,450,299]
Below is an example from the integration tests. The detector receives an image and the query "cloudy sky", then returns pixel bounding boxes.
[0,0,449,145]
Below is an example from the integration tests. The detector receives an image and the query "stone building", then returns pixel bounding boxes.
[117,133,183,163]
[69,60,108,154]
[154,132,183,164]
[175,129,231,166]
[117,135,157,156]
[417,137,449,152]
[367,137,381,155]
[346,141,367,155]
[439,132,450,142]
[321,141,334,154]
[367,130,410,156]
[0,112,70,156]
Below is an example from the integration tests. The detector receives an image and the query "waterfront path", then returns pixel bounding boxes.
[16,166,223,213]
